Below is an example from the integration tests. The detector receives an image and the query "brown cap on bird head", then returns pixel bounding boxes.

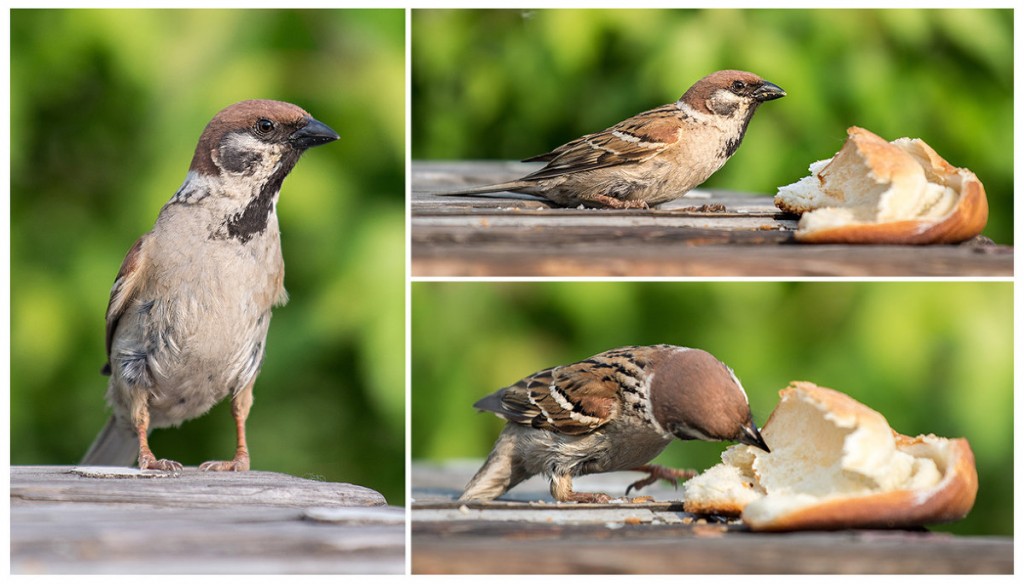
[648,348,769,452]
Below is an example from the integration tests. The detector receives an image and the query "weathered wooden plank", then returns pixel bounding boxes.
[412,529,1013,574]
[415,215,794,231]
[413,241,1011,277]
[410,461,1012,575]
[11,466,405,574]
[411,161,1013,277]
[14,465,388,508]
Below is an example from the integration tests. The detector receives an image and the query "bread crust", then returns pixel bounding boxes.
[775,127,988,244]
[682,382,979,531]
[746,435,977,531]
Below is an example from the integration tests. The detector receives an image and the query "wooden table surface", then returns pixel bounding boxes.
[411,460,1012,575]
[11,465,405,574]
[412,161,1013,277]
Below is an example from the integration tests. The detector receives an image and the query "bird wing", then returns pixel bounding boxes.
[474,361,624,436]
[102,235,149,375]
[520,103,682,181]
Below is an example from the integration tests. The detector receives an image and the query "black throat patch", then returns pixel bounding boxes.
[723,136,743,158]
[720,106,760,159]
[222,189,277,244]
[215,150,301,244]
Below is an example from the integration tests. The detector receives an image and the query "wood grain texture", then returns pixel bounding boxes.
[410,461,1012,575]
[412,161,1012,277]
[11,466,404,574]
[413,528,1012,574]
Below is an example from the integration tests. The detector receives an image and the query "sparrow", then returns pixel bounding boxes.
[434,70,785,209]
[80,99,339,471]
[460,345,769,503]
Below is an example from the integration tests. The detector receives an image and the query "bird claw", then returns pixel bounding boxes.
[585,195,649,210]
[199,457,250,472]
[139,456,183,472]
[625,465,696,495]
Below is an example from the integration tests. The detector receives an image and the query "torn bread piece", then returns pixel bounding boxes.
[775,127,988,244]
[682,382,978,531]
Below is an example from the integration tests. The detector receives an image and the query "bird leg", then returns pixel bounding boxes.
[200,382,253,472]
[625,464,697,495]
[550,474,612,503]
[131,400,182,471]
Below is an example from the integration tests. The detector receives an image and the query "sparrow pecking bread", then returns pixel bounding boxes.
[435,70,785,209]
[460,344,770,503]
[80,99,339,471]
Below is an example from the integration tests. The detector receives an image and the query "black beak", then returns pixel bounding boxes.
[739,421,771,453]
[753,80,786,102]
[290,117,340,149]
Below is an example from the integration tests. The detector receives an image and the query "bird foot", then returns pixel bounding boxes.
[138,455,183,472]
[585,195,649,210]
[625,464,696,495]
[560,491,612,504]
[199,456,250,472]
[620,200,650,210]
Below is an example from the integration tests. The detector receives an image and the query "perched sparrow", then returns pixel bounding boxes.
[460,345,769,503]
[80,100,339,471]
[435,70,785,209]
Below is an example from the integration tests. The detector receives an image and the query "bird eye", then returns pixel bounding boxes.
[731,80,746,92]
[254,118,275,135]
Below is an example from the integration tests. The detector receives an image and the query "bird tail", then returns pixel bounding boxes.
[427,180,532,198]
[460,426,527,502]
[80,416,138,466]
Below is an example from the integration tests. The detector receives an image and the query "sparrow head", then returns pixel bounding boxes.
[680,70,786,118]
[648,348,770,452]
[189,99,339,180]
[174,100,338,243]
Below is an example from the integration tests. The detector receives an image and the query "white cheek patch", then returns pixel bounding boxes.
[223,132,266,153]
[214,133,284,177]
[706,89,748,118]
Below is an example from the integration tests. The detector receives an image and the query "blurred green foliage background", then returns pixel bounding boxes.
[412,9,1013,243]
[11,9,406,504]
[412,282,1012,536]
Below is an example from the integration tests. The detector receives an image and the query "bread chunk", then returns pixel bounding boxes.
[682,382,978,531]
[775,127,988,244]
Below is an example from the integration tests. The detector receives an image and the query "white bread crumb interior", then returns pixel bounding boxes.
[682,382,974,530]
[774,127,981,242]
